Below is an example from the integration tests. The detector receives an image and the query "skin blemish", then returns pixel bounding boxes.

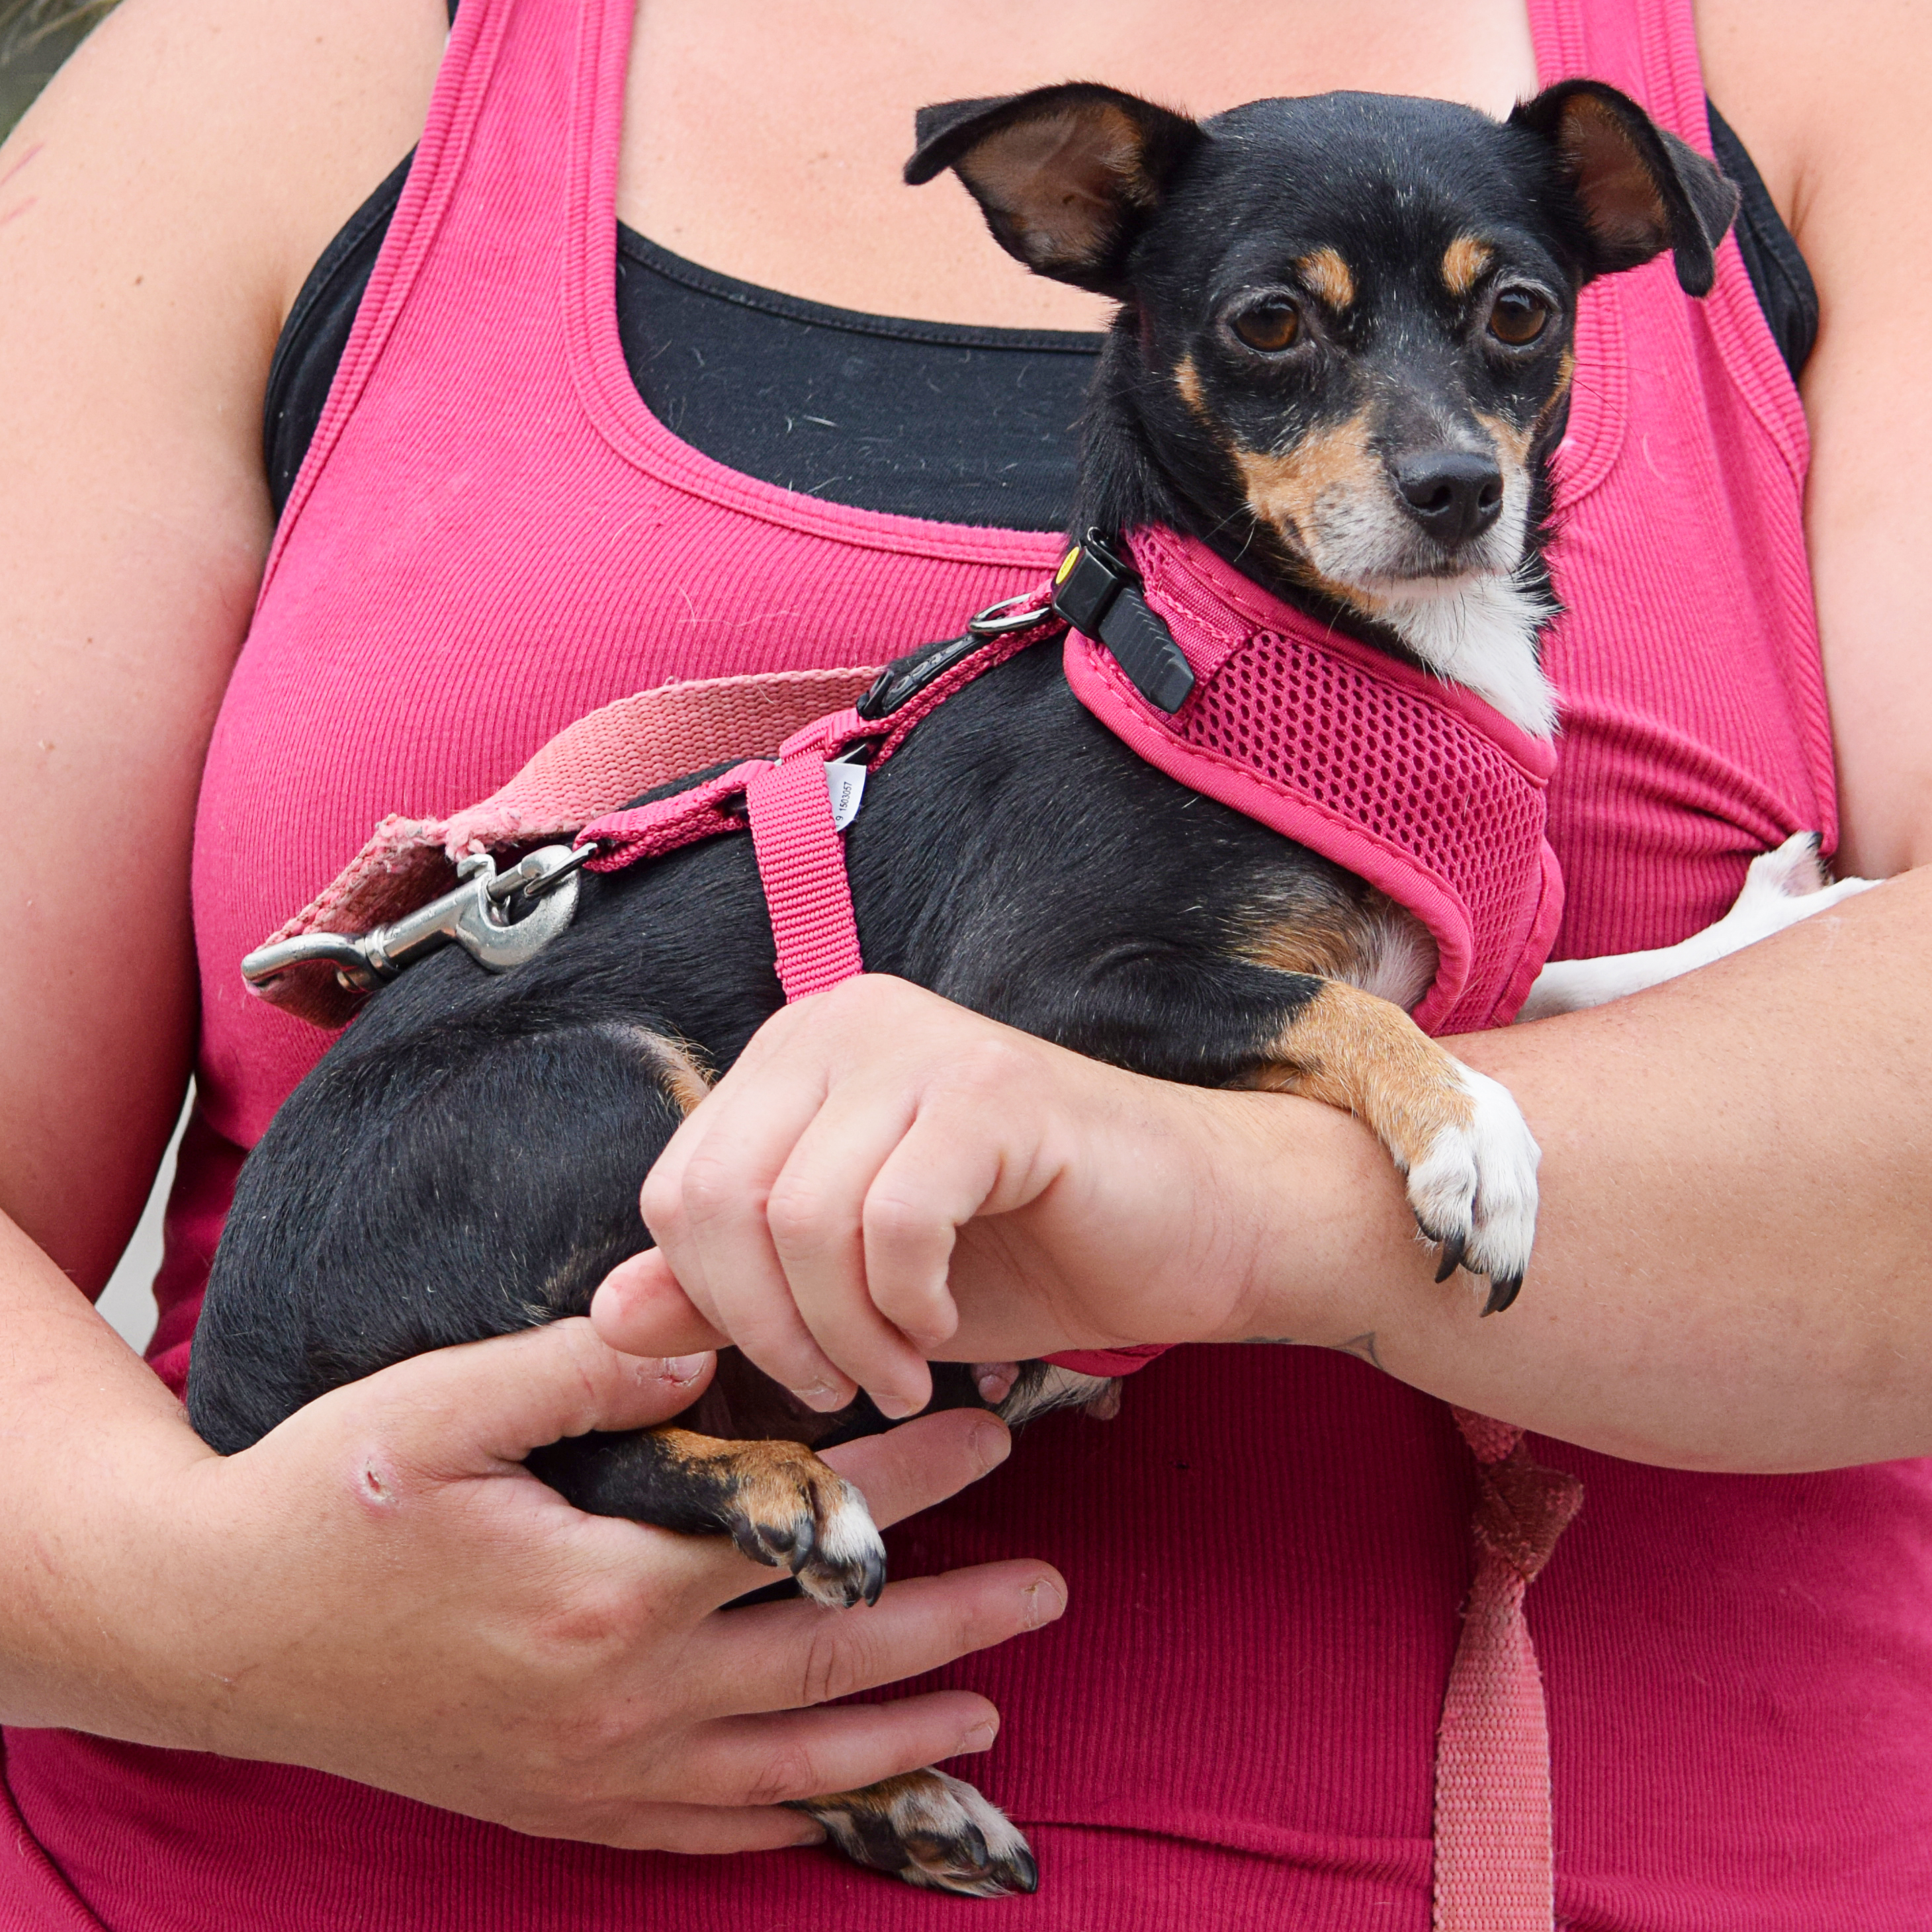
[1296,245,1356,311]
[1441,234,1494,298]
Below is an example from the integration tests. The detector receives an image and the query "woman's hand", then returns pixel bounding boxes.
[7,1293,1062,1851]
[592,976,1372,1417]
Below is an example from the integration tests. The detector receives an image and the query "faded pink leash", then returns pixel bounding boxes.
[1436,1410,1584,1930]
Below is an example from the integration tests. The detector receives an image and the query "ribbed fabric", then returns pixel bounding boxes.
[11,0,1929,1926]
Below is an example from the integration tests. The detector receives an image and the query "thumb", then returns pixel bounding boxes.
[333,1318,716,1477]
[590,1249,728,1358]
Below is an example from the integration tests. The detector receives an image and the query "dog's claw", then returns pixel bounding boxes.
[859,1542,887,1608]
[1404,1065,1540,1299]
[1482,1272,1524,1317]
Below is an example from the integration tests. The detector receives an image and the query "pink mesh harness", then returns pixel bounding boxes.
[1073,529,1565,1037]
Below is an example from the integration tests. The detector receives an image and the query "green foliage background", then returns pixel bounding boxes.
[1,1,113,140]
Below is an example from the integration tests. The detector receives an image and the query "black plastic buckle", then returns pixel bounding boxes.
[855,631,987,721]
[1051,531,1196,714]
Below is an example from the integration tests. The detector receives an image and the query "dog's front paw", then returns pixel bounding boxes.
[1404,1063,1540,1315]
[797,1769,1039,1898]
[1728,831,1878,932]
[713,1440,887,1608]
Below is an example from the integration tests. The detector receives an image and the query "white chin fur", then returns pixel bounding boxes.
[1369,574,1558,740]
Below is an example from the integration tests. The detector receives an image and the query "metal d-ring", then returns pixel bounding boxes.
[966,589,1056,637]
[240,844,588,994]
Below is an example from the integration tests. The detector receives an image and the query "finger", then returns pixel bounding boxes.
[859,1108,1014,1356]
[816,1404,1011,1531]
[642,1068,863,1413]
[678,1692,1000,1808]
[764,1079,942,1417]
[326,1319,715,1481]
[591,1800,828,1855]
[590,1249,730,1358]
[703,1561,1067,1720]
[627,1405,1013,1610]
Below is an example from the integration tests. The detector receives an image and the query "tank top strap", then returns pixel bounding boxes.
[261,0,571,595]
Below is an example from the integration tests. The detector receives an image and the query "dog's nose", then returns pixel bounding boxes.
[1393,451,1504,550]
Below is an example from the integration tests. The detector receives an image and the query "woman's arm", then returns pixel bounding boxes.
[1699,0,1932,876]
[599,871,1927,1478]
[0,0,1060,1824]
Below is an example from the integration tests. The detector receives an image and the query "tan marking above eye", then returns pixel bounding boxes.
[1441,235,1494,298]
[1296,246,1356,310]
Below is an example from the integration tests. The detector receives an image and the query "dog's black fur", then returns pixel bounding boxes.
[187,79,1735,1894]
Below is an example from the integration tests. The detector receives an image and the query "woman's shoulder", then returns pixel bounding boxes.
[0,0,446,1289]
[5,0,445,331]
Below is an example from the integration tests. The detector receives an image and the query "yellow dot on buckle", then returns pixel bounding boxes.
[1055,547,1081,584]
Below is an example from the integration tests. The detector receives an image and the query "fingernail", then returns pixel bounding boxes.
[874,1390,920,1421]
[955,1716,999,1754]
[791,1382,850,1413]
[788,1818,827,1847]
[970,1417,1012,1473]
[660,1354,709,1384]
[1020,1574,1067,1630]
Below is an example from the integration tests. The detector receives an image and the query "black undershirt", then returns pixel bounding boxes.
[262,102,1816,531]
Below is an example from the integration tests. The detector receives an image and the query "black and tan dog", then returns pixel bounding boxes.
[189,79,1740,1894]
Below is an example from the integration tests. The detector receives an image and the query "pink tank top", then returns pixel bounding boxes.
[9,0,1927,1925]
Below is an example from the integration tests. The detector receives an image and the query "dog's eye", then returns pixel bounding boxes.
[1232,304,1301,353]
[1487,289,1550,347]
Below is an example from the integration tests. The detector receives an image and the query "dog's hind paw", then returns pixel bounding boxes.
[797,1769,1039,1898]
[1405,1063,1540,1313]
[695,1437,886,1608]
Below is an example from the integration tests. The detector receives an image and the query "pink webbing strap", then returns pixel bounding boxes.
[742,715,868,1000]
[1434,1409,1583,1931]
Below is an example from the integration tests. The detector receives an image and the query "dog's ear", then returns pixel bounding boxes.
[904,83,1202,296]
[1511,80,1739,296]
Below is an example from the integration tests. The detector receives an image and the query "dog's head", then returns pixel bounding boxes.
[908,80,1737,685]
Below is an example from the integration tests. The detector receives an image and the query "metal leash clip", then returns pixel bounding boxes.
[240,843,593,994]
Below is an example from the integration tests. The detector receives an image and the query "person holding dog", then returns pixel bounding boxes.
[2,0,1929,1925]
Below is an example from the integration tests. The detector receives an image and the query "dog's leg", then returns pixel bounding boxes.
[1237,977,1540,1311]
[529,1427,887,1608]
[793,1769,1039,1898]
[1517,833,1880,1023]
[535,1428,1041,1898]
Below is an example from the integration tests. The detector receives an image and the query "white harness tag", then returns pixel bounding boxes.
[825,758,867,832]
